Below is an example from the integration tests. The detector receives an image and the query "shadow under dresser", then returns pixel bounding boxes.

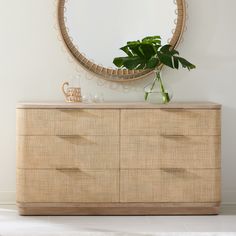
[16,102,221,215]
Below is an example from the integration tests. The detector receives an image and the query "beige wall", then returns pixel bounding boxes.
[0,0,236,204]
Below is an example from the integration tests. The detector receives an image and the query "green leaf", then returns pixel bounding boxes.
[113,57,125,68]
[127,40,141,45]
[160,44,172,53]
[123,58,145,70]
[170,49,180,56]
[142,36,161,41]
[173,57,179,69]
[176,57,196,70]
[160,44,179,56]
[152,44,161,53]
[146,57,160,69]
[120,46,133,57]
[142,36,161,45]
[127,44,144,58]
[139,43,156,59]
[113,35,196,72]
[113,56,145,70]
[136,62,146,69]
[157,52,174,69]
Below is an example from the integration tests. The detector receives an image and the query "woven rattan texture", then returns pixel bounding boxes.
[17,109,119,136]
[121,109,221,136]
[120,169,220,202]
[17,105,221,211]
[17,169,119,203]
[17,135,119,169]
[120,135,220,169]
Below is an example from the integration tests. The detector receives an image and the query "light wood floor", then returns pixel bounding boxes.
[0,205,236,234]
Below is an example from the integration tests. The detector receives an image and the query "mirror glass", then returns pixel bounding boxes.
[65,0,177,69]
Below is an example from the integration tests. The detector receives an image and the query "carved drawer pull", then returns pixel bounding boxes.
[58,109,81,111]
[56,135,81,138]
[56,168,80,172]
[161,168,186,173]
[161,108,185,112]
[161,135,186,138]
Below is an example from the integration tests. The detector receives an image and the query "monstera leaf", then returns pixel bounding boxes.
[113,36,196,104]
[113,36,196,71]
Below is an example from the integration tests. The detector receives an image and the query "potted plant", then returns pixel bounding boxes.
[113,36,196,104]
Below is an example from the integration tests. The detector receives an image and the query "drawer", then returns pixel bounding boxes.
[121,136,220,169]
[17,109,119,135]
[120,169,220,203]
[17,136,119,169]
[17,169,119,203]
[121,109,220,135]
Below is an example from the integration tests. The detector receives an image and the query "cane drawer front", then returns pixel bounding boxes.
[17,169,119,203]
[17,135,119,169]
[120,169,221,203]
[121,135,220,169]
[121,109,221,136]
[17,109,119,136]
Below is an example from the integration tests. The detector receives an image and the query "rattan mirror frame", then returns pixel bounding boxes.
[58,0,186,82]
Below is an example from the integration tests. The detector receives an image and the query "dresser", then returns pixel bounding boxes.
[16,102,221,215]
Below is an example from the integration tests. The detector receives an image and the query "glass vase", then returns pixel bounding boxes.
[144,69,173,104]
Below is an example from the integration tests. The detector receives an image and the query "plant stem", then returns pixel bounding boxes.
[145,77,157,100]
[145,70,170,104]
[156,71,170,104]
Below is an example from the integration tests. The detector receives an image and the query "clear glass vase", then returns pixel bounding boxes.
[144,69,173,104]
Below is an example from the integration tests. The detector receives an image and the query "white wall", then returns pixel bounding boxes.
[0,0,236,204]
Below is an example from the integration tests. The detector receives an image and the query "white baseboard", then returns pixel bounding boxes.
[0,191,16,204]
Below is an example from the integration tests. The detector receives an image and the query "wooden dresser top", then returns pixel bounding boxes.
[17,102,221,109]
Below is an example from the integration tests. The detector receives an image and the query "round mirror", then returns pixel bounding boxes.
[58,0,186,81]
